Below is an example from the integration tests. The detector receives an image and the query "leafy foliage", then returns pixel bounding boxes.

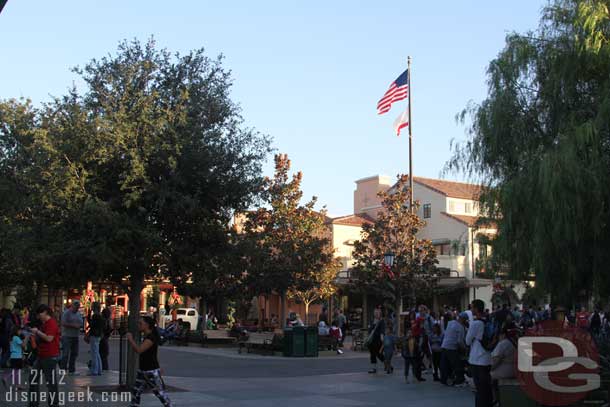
[446,0,610,305]
[0,39,270,383]
[350,175,441,309]
[239,154,339,315]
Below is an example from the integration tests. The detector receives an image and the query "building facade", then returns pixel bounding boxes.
[329,174,526,317]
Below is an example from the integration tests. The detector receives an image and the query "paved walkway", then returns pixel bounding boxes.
[1,345,474,406]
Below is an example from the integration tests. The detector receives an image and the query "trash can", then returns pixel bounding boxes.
[283,328,294,357]
[283,327,305,357]
[304,326,318,357]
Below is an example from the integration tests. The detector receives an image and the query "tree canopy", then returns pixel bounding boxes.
[351,175,440,309]
[446,0,610,305]
[0,38,271,383]
[239,154,339,319]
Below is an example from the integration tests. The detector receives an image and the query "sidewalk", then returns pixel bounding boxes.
[1,359,474,407]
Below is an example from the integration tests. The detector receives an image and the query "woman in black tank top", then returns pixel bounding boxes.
[126,316,172,407]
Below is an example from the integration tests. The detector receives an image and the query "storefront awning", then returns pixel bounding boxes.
[437,277,493,288]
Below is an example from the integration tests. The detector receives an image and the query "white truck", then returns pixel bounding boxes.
[163,308,199,330]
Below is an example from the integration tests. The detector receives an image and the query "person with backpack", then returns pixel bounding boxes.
[466,299,494,407]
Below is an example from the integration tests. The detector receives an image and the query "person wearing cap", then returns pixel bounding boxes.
[60,300,83,375]
[29,304,60,407]
[439,311,468,385]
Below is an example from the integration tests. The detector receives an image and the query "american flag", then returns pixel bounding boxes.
[377,69,408,115]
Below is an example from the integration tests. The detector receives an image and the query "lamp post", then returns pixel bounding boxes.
[384,252,395,268]
[384,252,403,334]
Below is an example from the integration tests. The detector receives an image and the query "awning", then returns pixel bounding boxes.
[437,277,493,288]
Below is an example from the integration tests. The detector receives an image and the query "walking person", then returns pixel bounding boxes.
[440,312,468,386]
[2,325,25,389]
[383,324,396,374]
[86,302,103,376]
[60,300,83,375]
[100,307,112,371]
[126,316,172,407]
[401,329,422,383]
[366,307,385,374]
[28,304,60,407]
[429,323,443,381]
[466,299,493,407]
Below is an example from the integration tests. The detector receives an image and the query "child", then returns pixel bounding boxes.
[429,323,444,381]
[329,322,343,354]
[401,329,423,383]
[383,324,396,374]
[2,326,25,389]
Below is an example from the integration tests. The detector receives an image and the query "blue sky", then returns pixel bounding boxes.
[0,1,546,216]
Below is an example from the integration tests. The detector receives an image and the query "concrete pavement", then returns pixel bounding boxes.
[1,337,474,406]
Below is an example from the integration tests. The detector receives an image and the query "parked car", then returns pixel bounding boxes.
[163,308,199,330]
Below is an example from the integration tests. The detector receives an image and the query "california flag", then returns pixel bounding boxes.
[393,108,409,136]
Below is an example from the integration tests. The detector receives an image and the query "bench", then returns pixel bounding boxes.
[238,332,276,355]
[202,330,237,347]
[318,335,338,351]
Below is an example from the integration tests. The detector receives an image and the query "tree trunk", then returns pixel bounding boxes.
[126,275,144,387]
[304,301,310,325]
[280,291,286,328]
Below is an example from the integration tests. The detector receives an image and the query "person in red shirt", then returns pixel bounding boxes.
[28,304,60,407]
[576,306,590,329]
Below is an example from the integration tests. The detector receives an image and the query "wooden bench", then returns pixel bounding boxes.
[202,330,237,347]
[318,335,338,351]
[238,332,276,355]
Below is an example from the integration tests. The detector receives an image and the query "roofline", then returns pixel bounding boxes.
[440,211,474,226]
[355,174,392,185]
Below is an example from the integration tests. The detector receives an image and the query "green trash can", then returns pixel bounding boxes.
[283,328,294,357]
[304,326,318,357]
[292,326,305,357]
[283,327,305,357]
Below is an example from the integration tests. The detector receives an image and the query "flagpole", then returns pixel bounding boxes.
[408,56,413,213]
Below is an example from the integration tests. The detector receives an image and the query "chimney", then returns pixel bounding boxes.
[353,175,392,219]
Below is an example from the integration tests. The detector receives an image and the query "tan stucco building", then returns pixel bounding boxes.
[329,174,526,318]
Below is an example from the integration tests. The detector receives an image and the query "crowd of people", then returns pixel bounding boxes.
[0,301,171,407]
[365,300,609,407]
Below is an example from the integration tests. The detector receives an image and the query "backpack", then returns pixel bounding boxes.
[479,318,499,351]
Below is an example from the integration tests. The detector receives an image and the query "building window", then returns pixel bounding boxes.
[434,243,451,255]
[448,200,456,212]
[423,203,431,219]
[465,202,472,213]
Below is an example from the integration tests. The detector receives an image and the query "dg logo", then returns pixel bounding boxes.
[516,320,600,406]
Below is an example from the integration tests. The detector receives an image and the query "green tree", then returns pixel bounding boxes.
[446,0,610,305]
[241,154,339,322]
[0,39,270,384]
[351,175,440,312]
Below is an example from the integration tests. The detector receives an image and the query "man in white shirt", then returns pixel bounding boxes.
[466,299,493,407]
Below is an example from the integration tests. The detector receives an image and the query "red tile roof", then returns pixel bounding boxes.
[441,212,496,229]
[329,213,375,226]
[414,176,482,200]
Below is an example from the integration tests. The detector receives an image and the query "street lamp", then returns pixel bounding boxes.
[384,252,395,268]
